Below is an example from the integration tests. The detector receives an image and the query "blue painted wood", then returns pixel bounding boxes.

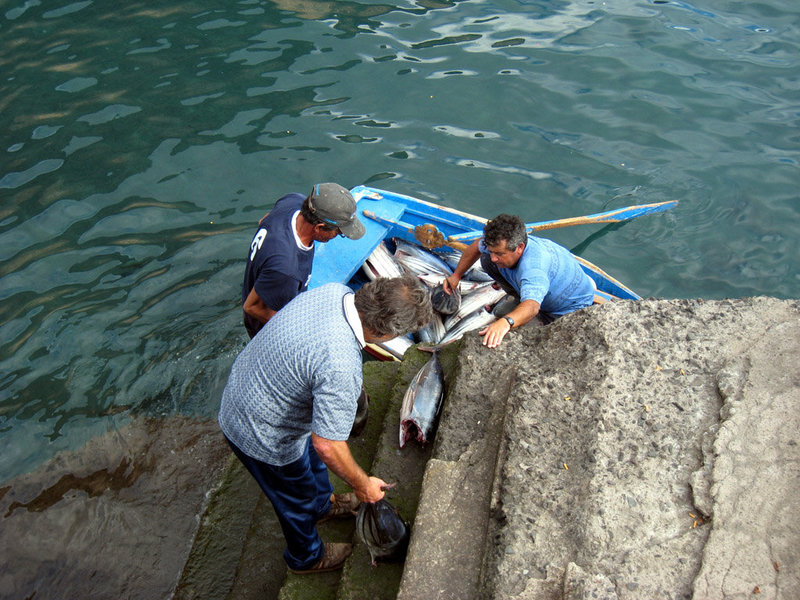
[308,194,406,289]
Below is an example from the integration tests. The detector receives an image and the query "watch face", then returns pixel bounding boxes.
[504,316,514,326]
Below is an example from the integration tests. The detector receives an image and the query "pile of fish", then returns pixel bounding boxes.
[361,238,510,358]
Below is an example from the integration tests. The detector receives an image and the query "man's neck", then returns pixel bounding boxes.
[295,214,316,246]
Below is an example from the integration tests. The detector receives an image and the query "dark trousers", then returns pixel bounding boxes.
[225,436,333,570]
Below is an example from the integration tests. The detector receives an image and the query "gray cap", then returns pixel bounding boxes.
[307,183,365,240]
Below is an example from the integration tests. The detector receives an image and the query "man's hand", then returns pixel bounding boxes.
[358,476,389,503]
[480,318,512,348]
[443,275,460,295]
[312,434,386,503]
[444,240,482,295]
[479,299,541,348]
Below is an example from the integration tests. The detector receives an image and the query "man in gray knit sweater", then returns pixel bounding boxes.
[219,275,433,574]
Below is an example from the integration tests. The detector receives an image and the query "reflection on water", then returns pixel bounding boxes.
[1,0,799,587]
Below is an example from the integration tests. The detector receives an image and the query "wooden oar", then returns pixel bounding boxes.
[362,210,469,251]
[447,200,678,243]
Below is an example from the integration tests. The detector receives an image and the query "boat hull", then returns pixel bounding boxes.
[309,186,640,302]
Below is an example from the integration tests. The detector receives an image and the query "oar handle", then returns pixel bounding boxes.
[448,200,678,243]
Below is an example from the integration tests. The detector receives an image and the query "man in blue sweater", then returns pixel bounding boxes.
[242,183,365,338]
[444,213,596,348]
[219,275,433,574]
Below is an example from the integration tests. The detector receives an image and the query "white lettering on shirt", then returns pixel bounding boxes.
[250,229,267,261]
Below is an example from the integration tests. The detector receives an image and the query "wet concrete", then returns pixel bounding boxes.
[0,416,229,600]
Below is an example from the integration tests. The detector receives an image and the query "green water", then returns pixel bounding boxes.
[1,0,798,481]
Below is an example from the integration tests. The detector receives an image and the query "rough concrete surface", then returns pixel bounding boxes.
[403,297,799,600]
[2,298,798,600]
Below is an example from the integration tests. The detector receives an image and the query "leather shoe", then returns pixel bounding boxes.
[318,493,361,523]
[288,542,352,574]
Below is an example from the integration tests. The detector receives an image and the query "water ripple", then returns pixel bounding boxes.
[1,0,798,490]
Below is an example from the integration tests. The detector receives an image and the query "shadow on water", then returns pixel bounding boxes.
[569,221,626,257]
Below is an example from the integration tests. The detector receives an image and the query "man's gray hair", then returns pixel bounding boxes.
[483,214,527,251]
[355,275,434,338]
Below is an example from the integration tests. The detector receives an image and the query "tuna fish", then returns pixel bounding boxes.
[443,283,507,331]
[417,312,446,345]
[399,350,444,448]
[355,498,410,565]
[440,250,494,282]
[393,239,453,277]
[438,306,497,345]
[416,273,485,295]
[373,335,414,360]
[362,242,404,280]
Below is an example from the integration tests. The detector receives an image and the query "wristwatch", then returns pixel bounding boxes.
[502,315,514,328]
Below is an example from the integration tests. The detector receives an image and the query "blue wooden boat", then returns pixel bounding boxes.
[309,185,646,303]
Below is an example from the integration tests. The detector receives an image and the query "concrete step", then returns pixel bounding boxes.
[174,340,497,600]
[276,358,405,600]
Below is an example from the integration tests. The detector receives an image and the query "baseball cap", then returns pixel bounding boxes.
[307,183,365,240]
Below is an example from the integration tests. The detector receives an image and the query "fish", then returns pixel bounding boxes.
[393,239,453,277]
[438,306,497,345]
[362,242,404,280]
[417,312,446,344]
[375,335,414,360]
[431,283,461,315]
[443,283,507,331]
[399,350,444,448]
[416,273,485,295]
[355,498,410,565]
[440,251,494,282]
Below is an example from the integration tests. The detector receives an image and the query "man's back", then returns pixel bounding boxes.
[503,236,595,315]
[242,193,313,310]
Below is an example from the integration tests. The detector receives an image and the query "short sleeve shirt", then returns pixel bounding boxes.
[480,236,595,316]
[241,193,313,312]
[219,284,365,466]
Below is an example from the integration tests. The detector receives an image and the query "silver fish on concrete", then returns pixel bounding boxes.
[438,306,496,345]
[399,350,444,448]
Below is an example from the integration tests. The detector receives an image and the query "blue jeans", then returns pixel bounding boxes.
[226,436,333,570]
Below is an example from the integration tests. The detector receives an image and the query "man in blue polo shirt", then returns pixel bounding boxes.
[443,213,595,348]
[242,182,365,338]
[219,275,433,574]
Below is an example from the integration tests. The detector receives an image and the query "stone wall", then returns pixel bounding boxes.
[403,297,800,600]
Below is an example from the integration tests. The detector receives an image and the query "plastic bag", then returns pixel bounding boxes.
[355,498,410,565]
[431,283,461,315]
